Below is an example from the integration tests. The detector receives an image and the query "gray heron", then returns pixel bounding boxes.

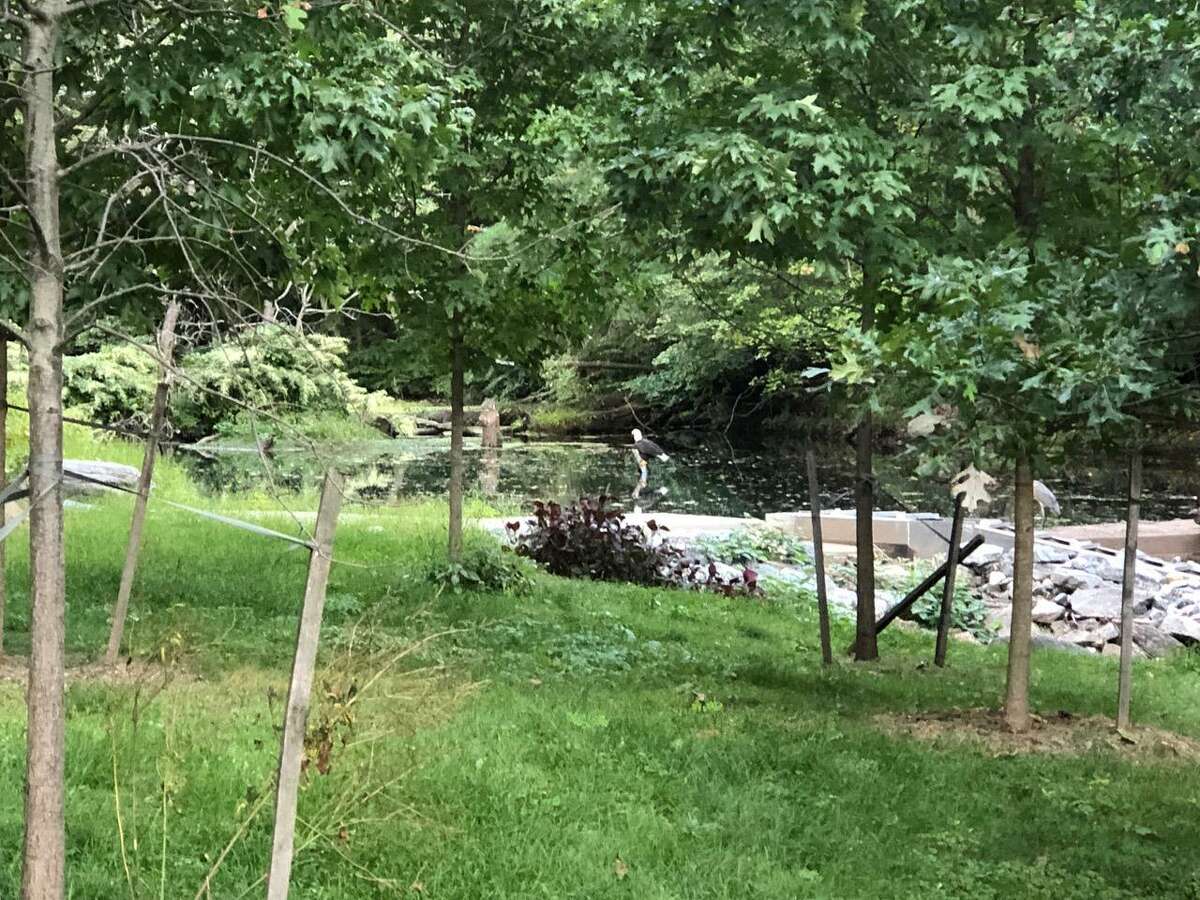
[1033,479,1060,524]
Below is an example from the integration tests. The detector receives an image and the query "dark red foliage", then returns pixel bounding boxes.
[507,497,761,597]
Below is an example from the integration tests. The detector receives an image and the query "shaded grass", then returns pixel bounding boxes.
[0,428,1199,896]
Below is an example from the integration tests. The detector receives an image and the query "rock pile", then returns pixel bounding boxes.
[970,541,1200,657]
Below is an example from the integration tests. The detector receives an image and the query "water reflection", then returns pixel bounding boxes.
[181,435,1200,526]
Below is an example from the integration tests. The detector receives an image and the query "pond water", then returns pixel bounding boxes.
[177,434,1200,526]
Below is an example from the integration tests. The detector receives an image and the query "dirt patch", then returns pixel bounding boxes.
[0,654,185,686]
[876,707,1200,761]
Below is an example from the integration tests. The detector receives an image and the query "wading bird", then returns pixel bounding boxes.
[1034,479,1060,525]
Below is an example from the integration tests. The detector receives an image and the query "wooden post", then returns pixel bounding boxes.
[1116,449,1142,730]
[104,301,181,664]
[267,471,344,900]
[806,449,833,665]
[934,492,967,667]
[1004,452,1036,733]
[479,397,501,449]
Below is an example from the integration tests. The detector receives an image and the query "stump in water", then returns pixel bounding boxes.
[480,398,502,449]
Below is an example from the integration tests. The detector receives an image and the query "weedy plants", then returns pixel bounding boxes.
[696,527,812,566]
[429,543,535,596]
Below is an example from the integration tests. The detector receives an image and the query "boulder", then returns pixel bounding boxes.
[965,543,1005,570]
[1031,598,1065,624]
[1033,542,1075,564]
[1048,566,1106,593]
[986,570,1010,593]
[1156,581,1200,610]
[828,586,858,613]
[986,606,1013,640]
[1068,586,1124,620]
[1160,610,1200,644]
[1025,634,1091,655]
[1067,553,1113,579]
[1060,627,1105,648]
[62,460,141,496]
[1131,622,1185,658]
[1094,554,1168,588]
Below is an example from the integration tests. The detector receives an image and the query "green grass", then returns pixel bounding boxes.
[0,423,1199,897]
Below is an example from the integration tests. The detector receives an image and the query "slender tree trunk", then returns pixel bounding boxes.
[1004,453,1035,732]
[934,492,967,667]
[1116,449,1142,730]
[854,266,877,661]
[447,314,465,563]
[806,448,832,665]
[22,7,68,897]
[0,336,8,655]
[105,301,180,664]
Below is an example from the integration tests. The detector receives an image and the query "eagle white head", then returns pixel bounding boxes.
[631,428,643,441]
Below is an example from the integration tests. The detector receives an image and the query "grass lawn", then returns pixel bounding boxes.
[0,429,1198,897]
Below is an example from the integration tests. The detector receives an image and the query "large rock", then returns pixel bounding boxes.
[1160,611,1200,644]
[1048,566,1107,593]
[992,633,1091,655]
[1034,542,1075,564]
[965,543,1005,570]
[986,570,1010,593]
[828,586,858,613]
[1156,581,1200,610]
[1094,554,1169,588]
[1069,587,1124,620]
[0,458,138,505]
[63,460,141,496]
[986,606,1013,640]
[1031,598,1065,624]
[1131,622,1185,658]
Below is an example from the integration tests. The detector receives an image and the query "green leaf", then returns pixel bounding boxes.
[282,3,308,31]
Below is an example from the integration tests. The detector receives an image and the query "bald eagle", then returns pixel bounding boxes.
[631,428,669,462]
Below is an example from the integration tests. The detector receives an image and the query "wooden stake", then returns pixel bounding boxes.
[1004,452,1035,733]
[105,301,181,664]
[267,470,344,900]
[1116,449,1142,730]
[806,449,832,665]
[934,492,967,667]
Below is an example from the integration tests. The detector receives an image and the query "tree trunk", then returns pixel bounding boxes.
[1116,449,1142,730]
[22,8,68,897]
[447,315,465,563]
[934,492,966,667]
[105,301,180,664]
[806,448,832,665]
[1004,452,1035,733]
[0,336,8,655]
[853,270,877,661]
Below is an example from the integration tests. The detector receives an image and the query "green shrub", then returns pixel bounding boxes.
[63,341,159,431]
[696,527,812,566]
[909,575,992,640]
[172,326,366,438]
[429,542,536,596]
